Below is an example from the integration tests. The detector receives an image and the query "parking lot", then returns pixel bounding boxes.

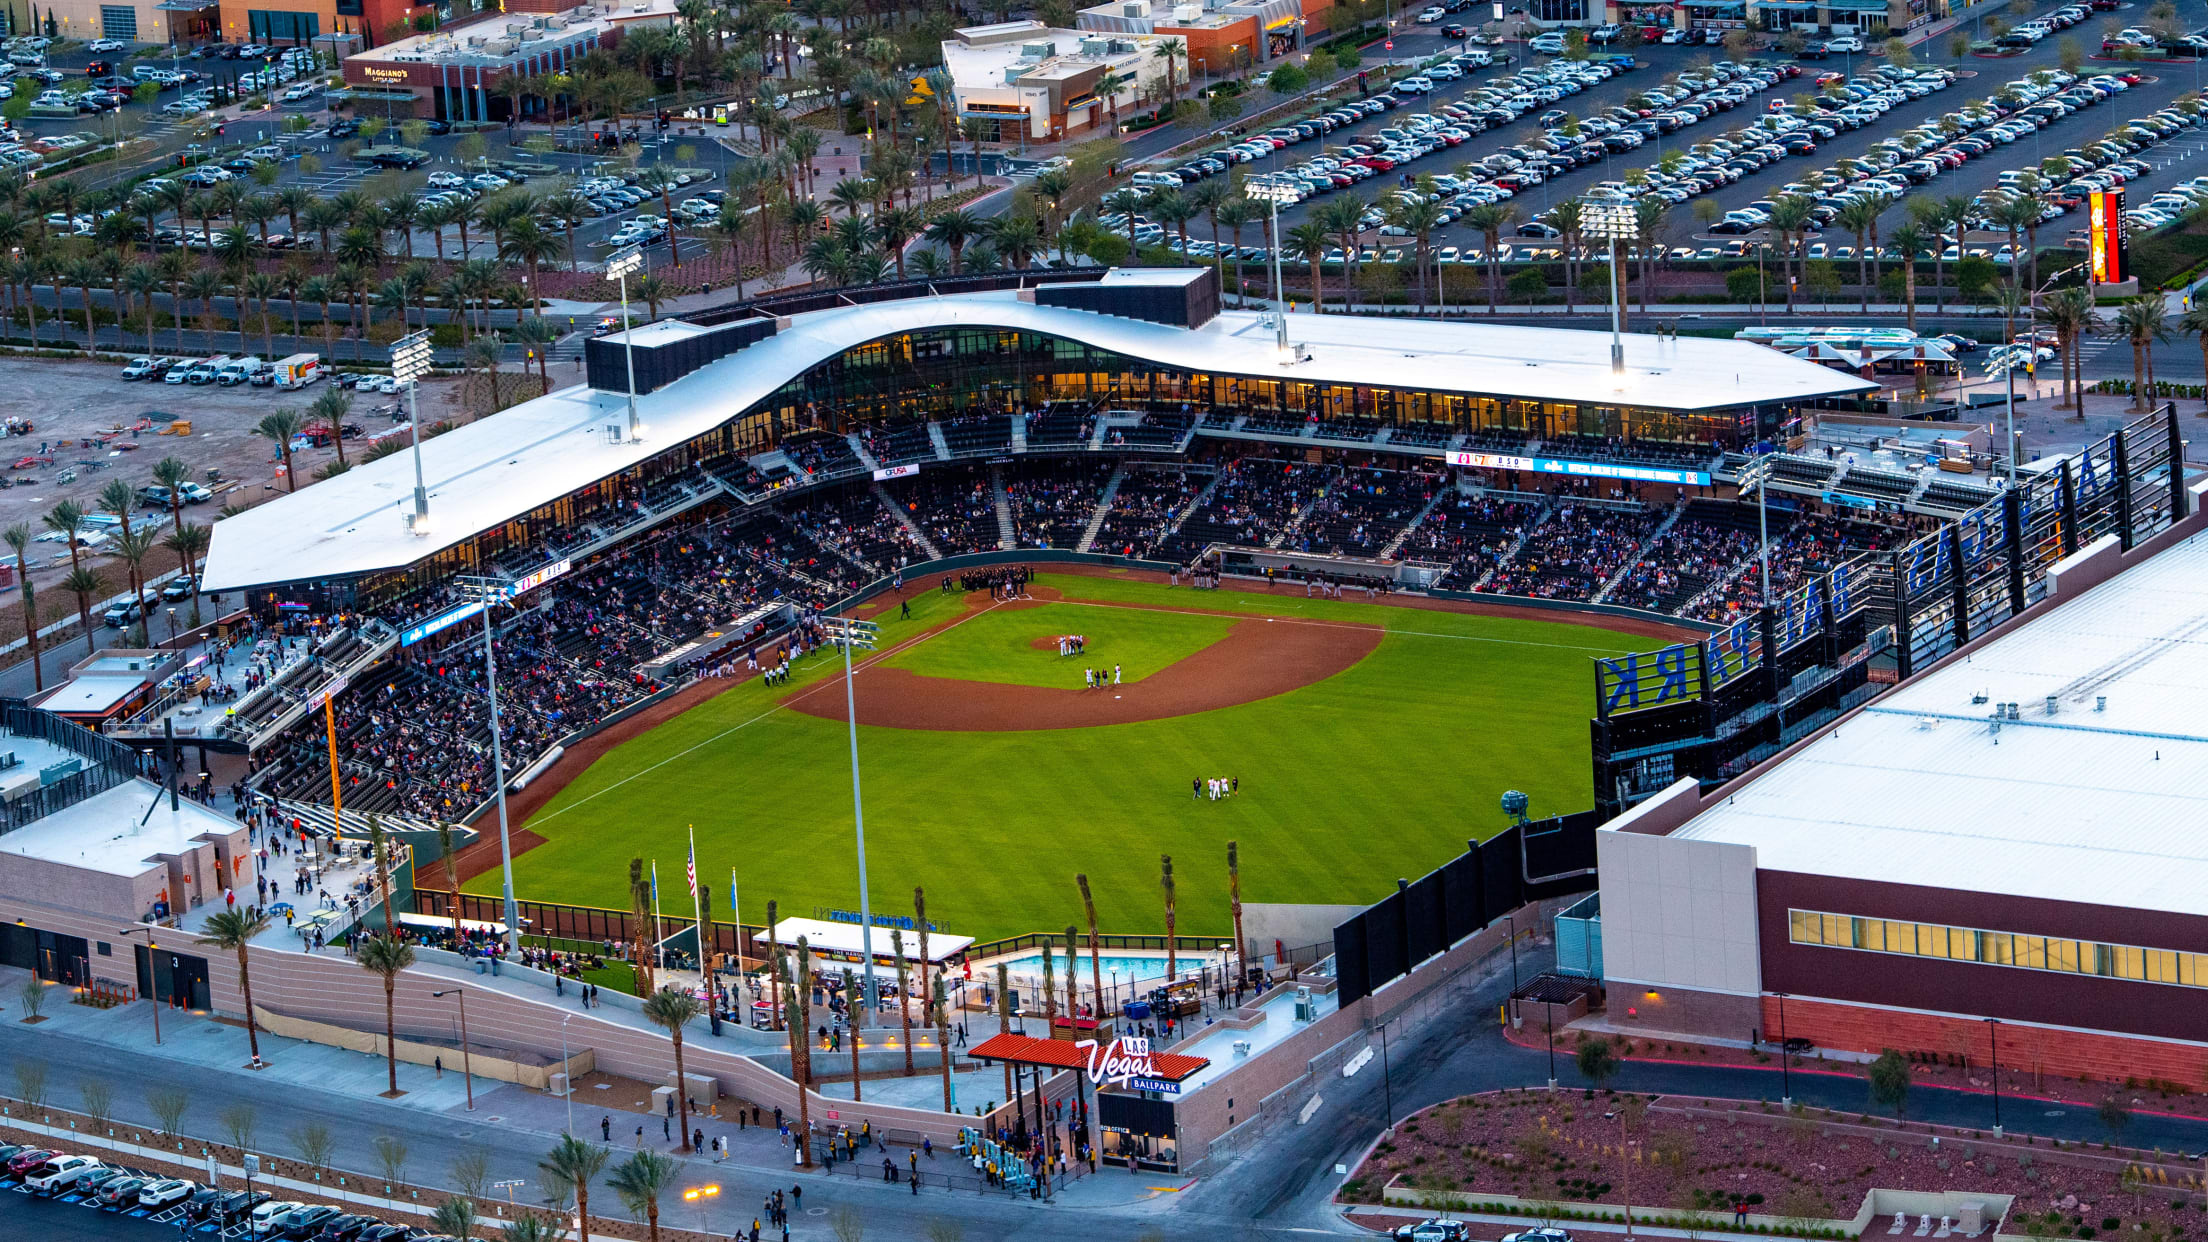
[1123,8,2208,275]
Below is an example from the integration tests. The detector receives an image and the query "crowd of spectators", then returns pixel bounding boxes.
[1006,459,1115,549]
[1479,503,1664,601]
[1688,513,1912,623]
[1605,509,1760,614]
[1288,464,1440,559]
[1158,455,1331,562]
[1093,465,1206,558]
[889,470,1003,554]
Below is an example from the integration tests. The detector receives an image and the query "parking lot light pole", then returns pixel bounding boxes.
[431,987,474,1110]
[606,246,647,443]
[1774,990,1792,1107]
[1986,1018,2002,1136]
[391,331,433,535]
[682,1184,718,1236]
[116,926,160,1045]
[454,574,521,956]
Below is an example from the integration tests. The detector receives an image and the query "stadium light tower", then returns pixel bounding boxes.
[821,614,883,1016]
[392,330,434,535]
[454,572,522,956]
[1243,179,1298,357]
[1985,344,2030,487]
[1738,455,1775,607]
[606,245,648,444]
[1581,193,1638,379]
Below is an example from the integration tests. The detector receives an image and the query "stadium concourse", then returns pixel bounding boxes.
[198,267,1896,826]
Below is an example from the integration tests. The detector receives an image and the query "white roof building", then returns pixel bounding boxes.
[200,279,1869,594]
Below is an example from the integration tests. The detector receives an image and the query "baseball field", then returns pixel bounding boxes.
[472,569,1673,941]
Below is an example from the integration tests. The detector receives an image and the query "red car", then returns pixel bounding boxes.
[1353,155,1396,171]
[6,1150,57,1177]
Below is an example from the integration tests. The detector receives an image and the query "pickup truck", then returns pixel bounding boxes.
[139,482,213,508]
[24,1155,102,1195]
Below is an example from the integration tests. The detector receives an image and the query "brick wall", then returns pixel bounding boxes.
[1760,995,2208,1089]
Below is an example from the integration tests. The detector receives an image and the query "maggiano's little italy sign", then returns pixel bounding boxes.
[1078,1037,1183,1095]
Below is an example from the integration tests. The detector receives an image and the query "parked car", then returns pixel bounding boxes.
[1396,1221,1472,1242]
[278,1204,346,1238]
[138,1178,197,1209]
[162,574,202,601]
[26,1155,104,1195]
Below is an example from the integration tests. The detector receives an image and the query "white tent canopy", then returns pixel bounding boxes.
[757,917,972,964]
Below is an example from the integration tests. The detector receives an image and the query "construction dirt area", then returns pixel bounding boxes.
[0,357,472,603]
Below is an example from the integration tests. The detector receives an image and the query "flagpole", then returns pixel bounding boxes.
[650,860,664,978]
[729,864,742,970]
[688,826,706,986]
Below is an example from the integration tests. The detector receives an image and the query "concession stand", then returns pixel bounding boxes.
[967,1032,1210,1173]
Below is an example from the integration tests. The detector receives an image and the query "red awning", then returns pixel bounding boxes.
[966,1033,1209,1082]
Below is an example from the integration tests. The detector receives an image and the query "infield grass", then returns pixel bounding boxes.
[882,601,1233,688]
[485,573,1661,941]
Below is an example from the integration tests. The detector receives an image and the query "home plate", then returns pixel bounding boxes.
[1115,695,1122,699]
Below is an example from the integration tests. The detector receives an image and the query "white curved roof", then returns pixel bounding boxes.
[200,284,1870,592]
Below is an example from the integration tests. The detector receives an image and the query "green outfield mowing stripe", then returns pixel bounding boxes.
[486,576,1660,940]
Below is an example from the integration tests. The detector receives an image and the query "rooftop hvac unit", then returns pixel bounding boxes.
[1020,39,1057,57]
[1172,4,1201,20]
[544,14,568,26]
[0,751,17,771]
[1293,986,1314,1022]
[485,38,518,53]
[1121,1,1149,16]
[465,34,487,46]
[1079,36,1111,54]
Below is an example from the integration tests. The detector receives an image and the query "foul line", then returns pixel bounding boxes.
[1038,597,1638,654]
[529,597,1009,825]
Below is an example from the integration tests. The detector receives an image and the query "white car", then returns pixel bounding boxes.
[1825,34,1865,51]
[280,82,318,101]
[250,1201,305,1230]
[87,37,128,52]
[1416,4,1446,19]
[25,1155,102,1195]
[469,172,512,191]
[138,1179,196,1209]
[1529,32,1566,53]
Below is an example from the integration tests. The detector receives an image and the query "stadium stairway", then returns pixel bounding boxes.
[1469,497,1556,593]
[1159,470,1228,552]
[1378,488,1450,562]
[928,422,953,462]
[847,434,882,473]
[1076,461,1130,553]
[872,481,943,560]
[990,465,1014,550]
[267,801,464,844]
[1009,414,1028,452]
[1266,472,1335,550]
[1592,498,1690,606]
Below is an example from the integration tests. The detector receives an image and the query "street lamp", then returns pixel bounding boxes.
[454,574,520,957]
[682,1184,719,1236]
[1503,912,1520,997]
[561,1013,575,1137]
[605,245,647,443]
[1985,1018,2002,1136]
[1986,345,2029,487]
[1582,192,1637,380]
[391,330,433,535]
[1244,179,1297,357]
[821,615,882,1015]
[1774,990,1792,1108]
[116,926,161,1046]
[431,987,474,1111]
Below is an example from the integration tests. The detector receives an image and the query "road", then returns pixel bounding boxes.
[10,931,2208,1242]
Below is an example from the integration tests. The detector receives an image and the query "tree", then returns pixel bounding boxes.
[640,987,703,1151]
[357,934,418,1097]
[607,1150,678,1242]
[1866,1048,1911,1116]
[1285,222,1331,312]
[1887,223,1929,333]
[196,909,271,1063]
[1267,61,1309,95]
[146,1086,189,1138]
[2115,298,2170,410]
[2,524,39,691]
[538,1137,610,1242]
[255,408,306,493]
[1152,38,1187,102]
[1577,1035,1619,1089]
[924,209,980,275]
[2037,287,2103,413]
[1464,202,1516,312]
[430,1198,477,1241]
[1160,854,1177,982]
[2180,304,2208,414]
[291,1121,335,1171]
[2098,1093,2132,1144]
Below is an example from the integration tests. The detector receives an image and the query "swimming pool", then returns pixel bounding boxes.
[993,950,1195,983]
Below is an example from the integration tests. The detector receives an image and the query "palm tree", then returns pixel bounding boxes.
[113,528,157,645]
[1994,194,2041,295]
[61,567,103,654]
[64,257,100,355]
[639,988,703,1151]
[300,276,337,361]
[124,263,161,356]
[1285,222,1330,312]
[2036,286,2102,414]
[1767,195,1814,313]
[1161,854,1177,981]
[156,251,192,351]
[196,908,272,1064]
[2115,298,2170,411]
[1394,198,1445,313]
[381,193,422,262]
[606,1151,677,1242]
[1464,202,1516,313]
[162,526,209,620]
[1227,840,1246,991]
[2,524,39,691]
[785,935,813,1163]
[241,271,279,354]
[1552,198,1584,313]
[42,501,98,652]
[357,934,417,1096]
[1152,37,1186,102]
[875,206,924,279]
[1908,196,1955,313]
[428,1198,475,1241]
[1887,223,1930,333]
[1076,873,1104,1025]
[537,1136,610,1242]
[512,316,559,394]
[255,409,306,493]
[2181,304,2208,414]
[311,389,354,471]
[989,214,1044,270]
[924,209,980,275]
[1836,198,1882,313]
[500,219,562,311]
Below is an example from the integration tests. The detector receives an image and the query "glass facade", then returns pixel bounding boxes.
[1789,909,2208,988]
[99,4,136,38]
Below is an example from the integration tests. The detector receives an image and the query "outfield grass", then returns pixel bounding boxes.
[482,573,1658,941]
[882,601,1233,688]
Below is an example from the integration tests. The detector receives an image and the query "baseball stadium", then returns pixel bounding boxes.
[191,264,1877,947]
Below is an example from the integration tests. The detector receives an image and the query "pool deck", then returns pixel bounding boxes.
[1169,981,1339,1096]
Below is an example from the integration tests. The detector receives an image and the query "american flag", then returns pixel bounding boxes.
[685,833,698,899]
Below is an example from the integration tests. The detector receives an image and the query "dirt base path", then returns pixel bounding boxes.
[784,589,1383,732]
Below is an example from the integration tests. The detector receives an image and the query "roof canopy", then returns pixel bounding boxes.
[967,1031,1209,1082]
